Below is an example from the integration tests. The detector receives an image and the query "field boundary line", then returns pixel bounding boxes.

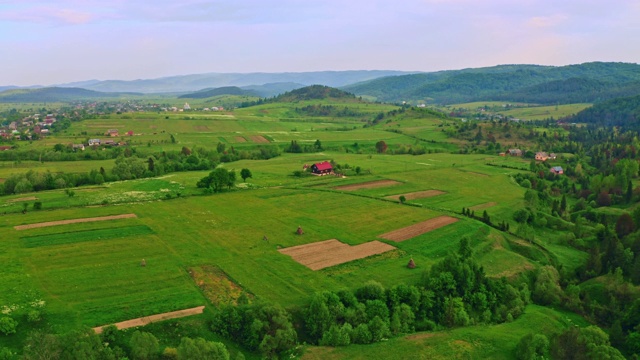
[15,213,137,230]
[93,306,205,334]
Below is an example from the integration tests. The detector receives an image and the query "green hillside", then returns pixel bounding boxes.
[343,62,640,105]
[178,86,258,99]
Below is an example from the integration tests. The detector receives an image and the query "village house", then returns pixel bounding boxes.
[508,148,522,156]
[88,139,101,146]
[105,129,119,137]
[550,166,564,175]
[103,139,116,146]
[535,152,549,161]
[310,161,333,175]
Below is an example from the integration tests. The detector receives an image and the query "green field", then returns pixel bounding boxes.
[0,99,597,358]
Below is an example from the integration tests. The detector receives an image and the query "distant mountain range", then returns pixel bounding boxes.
[47,70,415,94]
[343,62,640,105]
[0,87,140,103]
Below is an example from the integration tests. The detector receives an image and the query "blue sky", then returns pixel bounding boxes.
[1,0,639,86]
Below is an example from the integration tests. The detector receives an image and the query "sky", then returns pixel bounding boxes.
[1,0,639,86]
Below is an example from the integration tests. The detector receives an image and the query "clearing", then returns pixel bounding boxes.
[334,180,401,191]
[93,306,205,334]
[278,239,396,270]
[14,213,137,230]
[379,216,459,242]
[386,190,445,201]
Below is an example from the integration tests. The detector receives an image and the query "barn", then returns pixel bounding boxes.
[310,161,333,175]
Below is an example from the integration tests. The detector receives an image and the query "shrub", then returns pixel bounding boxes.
[0,317,17,335]
[33,201,42,210]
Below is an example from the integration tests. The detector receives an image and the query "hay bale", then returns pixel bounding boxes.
[407,258,415,269]
[296,226,304,235]
[140,259,146,267]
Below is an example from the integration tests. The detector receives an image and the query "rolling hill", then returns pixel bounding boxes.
[342,62,640,105]
[178,86,258,99]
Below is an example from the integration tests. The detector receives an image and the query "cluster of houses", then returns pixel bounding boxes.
[159,103,225,112]
[0,114,57,142]
[501,148,563,174]
[77,129,134,150]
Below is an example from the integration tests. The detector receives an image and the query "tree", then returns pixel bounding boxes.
[129,331,159,360]
[240,168,252,182]
[197,168,235,192]
[398,195,406,204]
[314,139,323,150]
[375,141,388,154]
[515,333,549,360]
[177,337,229,360]
[615,213,634,239]
[22,331,61,360]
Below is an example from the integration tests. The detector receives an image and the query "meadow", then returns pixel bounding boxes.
[0,98,594,357]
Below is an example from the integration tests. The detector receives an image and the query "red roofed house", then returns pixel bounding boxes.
[310,161,333,175]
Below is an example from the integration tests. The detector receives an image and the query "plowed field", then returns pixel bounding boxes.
[334,180,401,191]
[379,216,459,242]
[386,190,445,201]
[15,213,137,230]
[250,135,270,143]
[278,239,395,270]
[235,136,247,142]
[470,202,497,210]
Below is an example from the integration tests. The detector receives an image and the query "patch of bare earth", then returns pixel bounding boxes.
[7,196,38,203]
[379,216,459,242]
[278,239,395,270]
[469,202,497,210]
[188,265,251,305]
[14,213,137,230]
[334,179,401,191]
[235,136,247,142]
[405,332,442,341]
[193,125,209,131]
[250,135,270,143]
[386,190,445,201]
[93,306,205,334]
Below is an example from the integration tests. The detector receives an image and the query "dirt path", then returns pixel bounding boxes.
[6,196,38,203]
[379,216,459,242]
[386,190,445,201]
[334,180,401,191]
[15,213,137,230]
[93,306,205,334]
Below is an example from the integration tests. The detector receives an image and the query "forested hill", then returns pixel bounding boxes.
[0,87,140,102]
[272,85,358,102]
[570,94,640,127]
[178,86,258,99]
[342,62,640,105]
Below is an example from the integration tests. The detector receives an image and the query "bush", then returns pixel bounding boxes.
[33,201,42,210]
[0,317,17,335]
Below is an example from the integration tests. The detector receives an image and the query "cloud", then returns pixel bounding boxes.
[0,5,96,25]
[527,14,568,28]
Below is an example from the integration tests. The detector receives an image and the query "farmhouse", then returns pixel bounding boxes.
[310,161,333,175]
[88,139,101,146]
[550,166,564,175]
[535,152,549,161]
[508,148,522,156]
[105,129,119,137]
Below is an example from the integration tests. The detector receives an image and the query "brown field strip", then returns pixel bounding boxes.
[14,213,137,230]
[250,135,270,143]
[334,179,401,191]
[235,136,247,142]
[279,239,396,270]
[6,196,38,203]
[93,306,205,334]
[470,202,498,210]
[193,125,210,131]
[386,190,445,201]
[379,216,459,242]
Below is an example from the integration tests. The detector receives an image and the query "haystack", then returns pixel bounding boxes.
[407,258,415,269]
[140,259,146,267]
[296,226,304,235]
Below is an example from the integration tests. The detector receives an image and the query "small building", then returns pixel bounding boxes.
[549,153,557,160]
[103,139,116,146]
[550,166,564,175]
[508,148,522,156]
[127,130,134,136]
[535,152,549,161]
[72,144,85,151]
[88,139,101,146]
[105,129,119,137]
[184,103,191,110]
[310,161,333,175]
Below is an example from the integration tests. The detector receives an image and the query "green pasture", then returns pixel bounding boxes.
[301,305,589,360]
[497,103,592,120]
